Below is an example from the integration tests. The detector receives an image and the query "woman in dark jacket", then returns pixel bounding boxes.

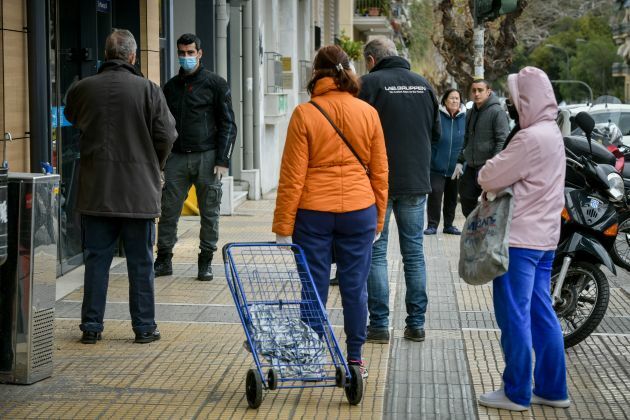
[424,88,466,235]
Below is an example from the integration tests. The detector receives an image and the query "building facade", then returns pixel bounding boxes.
[2,0,405,275]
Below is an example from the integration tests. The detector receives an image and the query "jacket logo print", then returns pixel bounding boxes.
[384,85,427,94]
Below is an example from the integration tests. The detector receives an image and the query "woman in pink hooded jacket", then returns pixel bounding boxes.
[476,67,570,411]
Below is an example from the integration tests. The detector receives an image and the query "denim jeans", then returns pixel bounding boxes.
[493,248,568,406]
[80,216,157,335]
[367,195,428,330]
[157,149,223,254]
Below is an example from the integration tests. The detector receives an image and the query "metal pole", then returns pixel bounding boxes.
[27,0,51,172]
[252,0,261,171]
[243,0,254,170]
[229,0,243,179]
[550,80,594,105]
[215,0,228,79]
[473,25,484,79]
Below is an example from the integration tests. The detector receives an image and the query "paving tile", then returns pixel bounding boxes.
[3,199,630,419]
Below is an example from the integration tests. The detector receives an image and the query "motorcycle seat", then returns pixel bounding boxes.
[564,135,616,167]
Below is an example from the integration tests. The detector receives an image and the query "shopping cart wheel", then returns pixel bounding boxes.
[335,366,346,388]
[246,369,263,409]
[267,368,278,390]
[345,365,364,405]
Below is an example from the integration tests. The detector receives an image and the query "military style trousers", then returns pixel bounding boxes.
[157,150,223,254]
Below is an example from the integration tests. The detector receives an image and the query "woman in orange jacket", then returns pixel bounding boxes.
[272,45,388,378]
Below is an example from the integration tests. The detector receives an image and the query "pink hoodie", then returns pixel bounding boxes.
[478,67,565,250]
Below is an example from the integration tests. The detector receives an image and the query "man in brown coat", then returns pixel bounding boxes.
[64,29,177,344]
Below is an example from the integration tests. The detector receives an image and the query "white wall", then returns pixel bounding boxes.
[256,0,315,195]
[172,0,196,76]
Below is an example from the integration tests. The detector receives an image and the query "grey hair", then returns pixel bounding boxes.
[363,37,398,62]
[105,29,137,61]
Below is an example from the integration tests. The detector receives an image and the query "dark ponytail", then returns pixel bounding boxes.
[306,45,360,96]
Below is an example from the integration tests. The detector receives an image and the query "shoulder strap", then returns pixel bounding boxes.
[309,100,370,175]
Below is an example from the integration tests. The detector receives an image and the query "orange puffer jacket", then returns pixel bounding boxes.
[272,77,389,236]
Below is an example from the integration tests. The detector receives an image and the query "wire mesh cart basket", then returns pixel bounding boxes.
[222,242,364,408]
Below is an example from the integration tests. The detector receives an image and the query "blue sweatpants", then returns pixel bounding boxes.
[292,205,377,361]
[493,247,568,406]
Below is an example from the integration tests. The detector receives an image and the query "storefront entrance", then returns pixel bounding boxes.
[50,0,140,275]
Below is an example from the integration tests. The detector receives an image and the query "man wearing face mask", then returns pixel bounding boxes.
[155,33,237,281]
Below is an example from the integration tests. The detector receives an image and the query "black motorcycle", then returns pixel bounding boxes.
[553,112,624,348]
[564,122,630,273]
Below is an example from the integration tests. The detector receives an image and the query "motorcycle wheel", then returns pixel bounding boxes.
[611,214,630,271]
[551,262,609,348]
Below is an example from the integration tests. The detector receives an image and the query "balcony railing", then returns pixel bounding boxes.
[354,0,390,17]
[264,52,283,94]
[612,23,630,40]
[612,62,630,77]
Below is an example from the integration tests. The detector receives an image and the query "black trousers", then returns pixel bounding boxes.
[459,165,482,218]
[426,172,458,228]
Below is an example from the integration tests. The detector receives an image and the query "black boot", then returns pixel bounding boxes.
[197,251,213,281]
[154,252,173,277]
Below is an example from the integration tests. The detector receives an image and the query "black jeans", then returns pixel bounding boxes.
[80,216,157,335]
[459,165,482,218]
[426,172,458,229]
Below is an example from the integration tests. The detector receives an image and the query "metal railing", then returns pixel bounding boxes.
[354,0,390,17]
[265,52,283,93]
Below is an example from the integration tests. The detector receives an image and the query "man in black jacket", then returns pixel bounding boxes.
[359,37,441,344]
[154,33,237,281]
[453,80,509,217]
[65,29,177,344]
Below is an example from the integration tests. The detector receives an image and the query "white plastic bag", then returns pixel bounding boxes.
[459,188,513,285]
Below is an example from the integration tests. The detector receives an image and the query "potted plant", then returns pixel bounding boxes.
[337,30,363,64]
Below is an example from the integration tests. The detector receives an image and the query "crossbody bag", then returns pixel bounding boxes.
[309,100,370,176]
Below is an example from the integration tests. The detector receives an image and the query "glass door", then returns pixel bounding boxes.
[50,0,140,275]
[51,0,112,275]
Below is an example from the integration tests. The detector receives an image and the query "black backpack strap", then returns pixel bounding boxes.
[309,100,370,176]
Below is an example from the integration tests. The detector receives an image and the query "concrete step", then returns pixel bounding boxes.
[233,180,248,192]
[233,190,248,209]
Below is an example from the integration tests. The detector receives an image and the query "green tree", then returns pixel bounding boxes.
[432,0,529,90]
[526,14,622,103]
[408,0,435,62]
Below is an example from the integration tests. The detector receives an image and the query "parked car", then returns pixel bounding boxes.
[558,102,630,146]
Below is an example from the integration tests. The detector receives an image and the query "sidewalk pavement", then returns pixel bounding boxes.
[1,194,630,419]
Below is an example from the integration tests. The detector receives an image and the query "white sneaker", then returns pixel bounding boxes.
[478,388,529,411]
[531,393,571,408]
[348,359,369,379]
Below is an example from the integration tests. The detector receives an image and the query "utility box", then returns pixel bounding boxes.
[0,173,60,384]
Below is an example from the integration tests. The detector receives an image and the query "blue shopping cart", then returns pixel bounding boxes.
[222,242,364,408]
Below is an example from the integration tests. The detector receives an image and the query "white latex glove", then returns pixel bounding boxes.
[276,234,292,244]
[214,165,229,180]
[160,171,165,188]
[373,232,381,244]
[480,191,497,202]
[451,163,464,180]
